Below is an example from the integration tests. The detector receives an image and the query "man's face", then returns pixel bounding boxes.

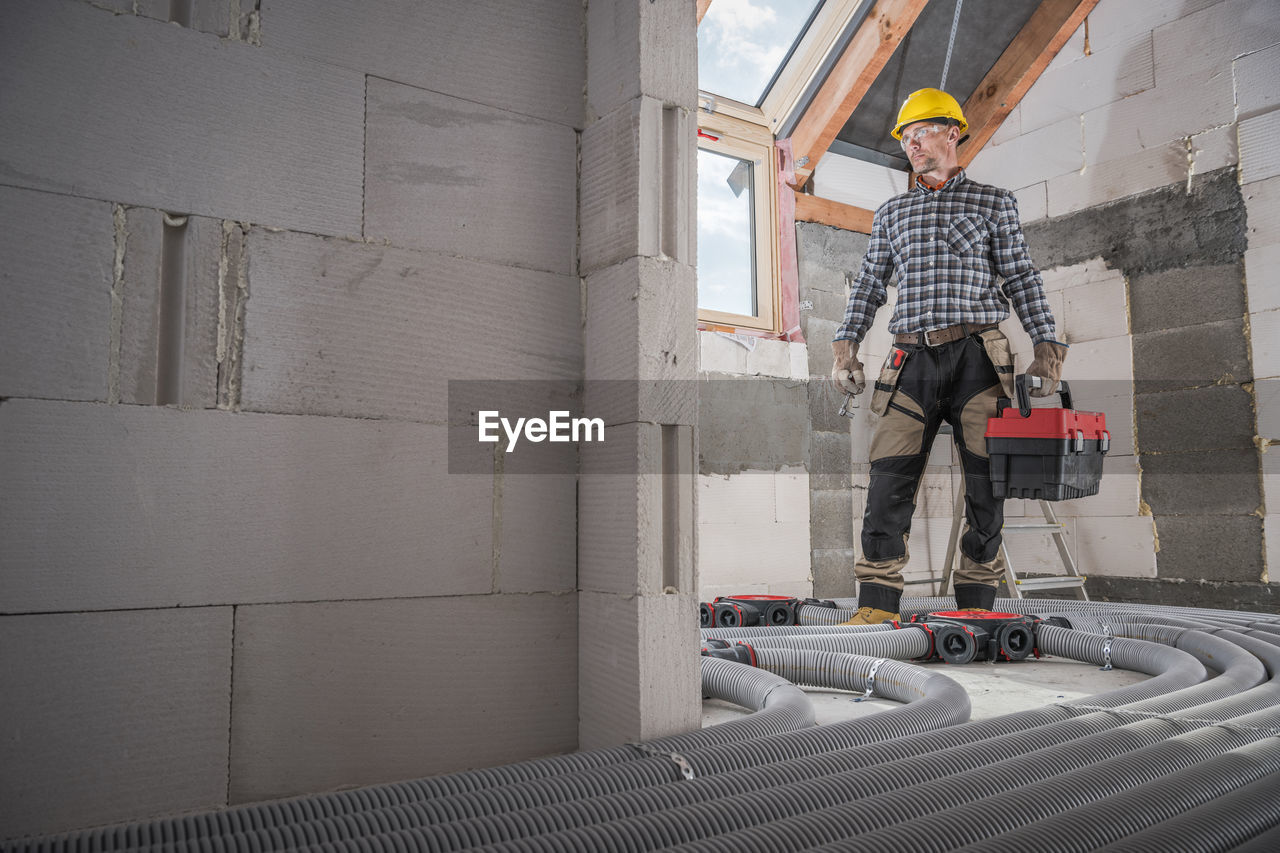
[899,121,953,172]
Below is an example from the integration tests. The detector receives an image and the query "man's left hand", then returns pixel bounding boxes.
[1027,341,1068,397]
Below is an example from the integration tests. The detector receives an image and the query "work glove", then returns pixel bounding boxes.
[831,340,865,395]
[1026,341,1068,397]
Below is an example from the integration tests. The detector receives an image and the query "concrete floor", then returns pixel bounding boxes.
[702,656,1149,726]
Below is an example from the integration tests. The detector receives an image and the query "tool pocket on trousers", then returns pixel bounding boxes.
[978,331,1017,400]
[870,347,911,416]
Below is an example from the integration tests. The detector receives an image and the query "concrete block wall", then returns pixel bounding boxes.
[578,0,701,750]
[967,0,1278,610]
[0,0,701,839]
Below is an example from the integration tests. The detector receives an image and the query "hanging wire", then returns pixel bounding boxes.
[939,0,964,91]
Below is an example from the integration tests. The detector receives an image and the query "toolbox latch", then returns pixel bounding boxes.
[1073,430,1085,453]
[1100,430,1110,454]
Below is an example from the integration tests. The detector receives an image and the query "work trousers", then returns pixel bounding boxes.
[856,330,1016,604]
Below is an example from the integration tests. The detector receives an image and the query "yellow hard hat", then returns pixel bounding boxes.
[891,88,968,140]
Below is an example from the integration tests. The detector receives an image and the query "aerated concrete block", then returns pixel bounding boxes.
[1245,177,1280,247]
[1235,42,1280,120]
[698,472,776,527]
[697,517,811,587]
[1255,378,1280,441]
[265,0,585,127]
[363,77,578,276]
[577,590,700,750]
[1013,182,1048,224]
[1240,110,1280,185]
[699,331,749,375]
[239,229,581,423]
[1047,141,1187,219]
[581,97,697,275]
[579,422,694,596]
[1128,263,1245,335]
[587,0,697,118]
[0,400,493,613]
[584,256,698,425]
[0,608,232,839]
[775,468,811,524]
[1251,308,1280,380]
[1151,515,1265,583]
[229,594,577,803]
[0,1,364,236]
[1018,32,1154,135]
[699,378,808,475]
[1245,244,1280,314]
[0,185,112,402]
[1153,0,1280,88]
[1074,516,1157,578]
[1064,271,1129,343]
[973,116,1084,192]
[496,470,577,595]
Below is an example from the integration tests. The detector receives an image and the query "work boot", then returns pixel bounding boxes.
[841,582,901,625]
[838,606,901,626]
[954,583,997,612]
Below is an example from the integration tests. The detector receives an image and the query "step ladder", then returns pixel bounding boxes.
[934,487,1088,600]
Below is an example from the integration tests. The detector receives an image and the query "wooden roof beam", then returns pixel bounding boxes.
[793,193,874,234]
[960,0,1101,165]
[786,0,929,180]
[697,0,712,25]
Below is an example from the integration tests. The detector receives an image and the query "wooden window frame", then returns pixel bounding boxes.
[696,111,780,333]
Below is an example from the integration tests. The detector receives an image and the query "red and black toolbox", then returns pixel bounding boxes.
[985,376,1109,501]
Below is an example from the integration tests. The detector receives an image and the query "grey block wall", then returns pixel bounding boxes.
[0,0,684,840]
[796,221,872,598]
[1025,167,1273,610]
[578,0,701,750]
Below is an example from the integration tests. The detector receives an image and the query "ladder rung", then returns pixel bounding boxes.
[1014,576,1086,589]
[1004,523,1064,531]
[903,577,941,585]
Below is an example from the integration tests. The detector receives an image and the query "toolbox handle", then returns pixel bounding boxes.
[1009,374,1073,418]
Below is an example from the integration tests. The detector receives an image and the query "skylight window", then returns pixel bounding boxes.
[698,0,824,107]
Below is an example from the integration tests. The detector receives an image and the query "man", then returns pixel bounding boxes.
[831,88,1068,625]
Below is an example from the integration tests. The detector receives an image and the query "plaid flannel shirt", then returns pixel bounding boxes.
[834,170,1058,345]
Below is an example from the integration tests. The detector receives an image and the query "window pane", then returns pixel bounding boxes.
[698,0,823,106]
[698,149,756,317]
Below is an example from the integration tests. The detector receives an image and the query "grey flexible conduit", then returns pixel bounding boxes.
[7,598,1280,853]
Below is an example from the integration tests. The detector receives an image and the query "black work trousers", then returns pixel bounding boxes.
[856,330,1014,603]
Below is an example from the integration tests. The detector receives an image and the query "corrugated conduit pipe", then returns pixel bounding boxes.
[12,599,1280,853]
[263,633,1200,852]
[287,649,972,853]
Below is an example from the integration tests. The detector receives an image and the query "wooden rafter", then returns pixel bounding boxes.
[960,0,1101,165]
[787,0,929,179]
[793,193,874,234]
[697,0,712,25]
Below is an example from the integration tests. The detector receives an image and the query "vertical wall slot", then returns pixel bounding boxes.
[660,105,681,262]
[157,212,189,406]
[169,0,194,27]
[661,424,681,592]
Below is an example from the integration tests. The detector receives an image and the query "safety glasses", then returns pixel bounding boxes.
[899,123,949,150]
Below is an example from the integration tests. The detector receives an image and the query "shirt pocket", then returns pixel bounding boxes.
[945,213,991,258]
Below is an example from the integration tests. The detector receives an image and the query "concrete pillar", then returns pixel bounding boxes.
[578,0,700,748]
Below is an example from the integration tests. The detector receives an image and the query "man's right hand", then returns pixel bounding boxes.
[831,340,866,395]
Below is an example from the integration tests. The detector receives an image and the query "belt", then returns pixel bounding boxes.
[894,322,998,347]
